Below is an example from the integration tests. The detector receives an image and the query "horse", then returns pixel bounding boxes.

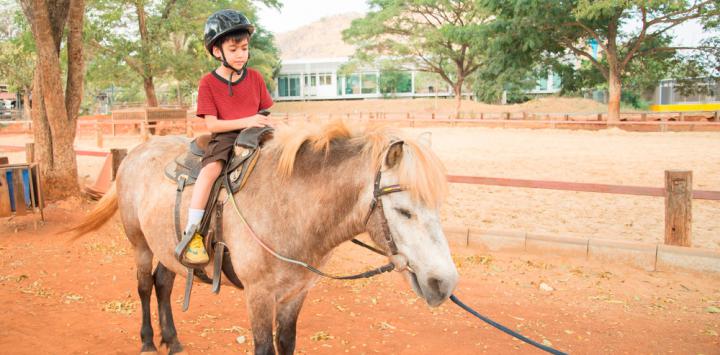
[67,120,458,355]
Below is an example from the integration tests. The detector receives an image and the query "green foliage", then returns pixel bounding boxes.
[0,6,34,94]
[481,0,719,110]
[343,0,492,98]
[472,65,539,104]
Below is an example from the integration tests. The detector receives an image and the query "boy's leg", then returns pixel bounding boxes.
[179,161,223,265]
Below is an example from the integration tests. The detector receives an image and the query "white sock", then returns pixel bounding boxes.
[185,208,205,233]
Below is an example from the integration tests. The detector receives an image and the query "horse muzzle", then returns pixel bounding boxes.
[407,266,458,307]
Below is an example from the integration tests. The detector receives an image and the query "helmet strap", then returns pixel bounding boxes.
[220,48,247,96]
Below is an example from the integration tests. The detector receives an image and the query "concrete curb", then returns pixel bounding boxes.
[443,225,720,273]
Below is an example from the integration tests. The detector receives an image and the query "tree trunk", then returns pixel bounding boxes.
[453,80,463,119]
[135,1,159,107]
[21,0,82,200]
[607,67,622,122]
[30,71,53,169]
[65,0,84,136]
[605,13,622,123]
[22,86,31,120]
[143,77,159,107]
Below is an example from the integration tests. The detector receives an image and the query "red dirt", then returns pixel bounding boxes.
[1,201,718,354]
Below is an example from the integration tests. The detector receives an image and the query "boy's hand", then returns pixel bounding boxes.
[245,115,272,128]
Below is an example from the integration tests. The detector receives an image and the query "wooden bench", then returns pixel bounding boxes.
[111,107,188,137]
[0,162,44,227]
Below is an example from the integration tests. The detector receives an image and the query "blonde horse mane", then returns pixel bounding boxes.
[268,120,448,208]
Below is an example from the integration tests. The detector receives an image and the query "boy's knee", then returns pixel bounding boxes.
[202,161,223,178]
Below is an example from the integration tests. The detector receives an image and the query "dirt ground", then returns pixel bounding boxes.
[1,203,719,355]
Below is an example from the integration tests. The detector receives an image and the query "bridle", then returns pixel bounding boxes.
[227,140,408,279]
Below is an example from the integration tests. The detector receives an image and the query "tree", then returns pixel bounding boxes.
[483,0,720,121]
[85,0,281,108]
[20,0,85,200]
[343,0,491,116]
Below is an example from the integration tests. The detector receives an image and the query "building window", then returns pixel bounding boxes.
[318,73,332,85]
[345,74,360,95]
[278,75,301,97]
[361,73,378,94]
[304,74,317,87]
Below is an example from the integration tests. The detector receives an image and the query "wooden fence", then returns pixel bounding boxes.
[448,171,719,247]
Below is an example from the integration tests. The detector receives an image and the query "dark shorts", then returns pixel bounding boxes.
[201,130,241,167]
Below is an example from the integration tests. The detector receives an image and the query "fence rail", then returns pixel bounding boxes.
[446,175,720,201]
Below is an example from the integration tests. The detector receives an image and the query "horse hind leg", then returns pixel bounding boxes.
[154,263,185,354]
[134,241,158,354]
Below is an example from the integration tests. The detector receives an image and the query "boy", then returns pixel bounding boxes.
[178,9,273,266]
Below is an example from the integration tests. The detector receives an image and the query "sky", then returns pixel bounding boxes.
[256,0,369,34]
[256,0,712,47]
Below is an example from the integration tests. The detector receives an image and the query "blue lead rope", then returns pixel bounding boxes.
[449,294,569,355]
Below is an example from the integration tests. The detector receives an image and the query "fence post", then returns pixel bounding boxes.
[25,143,34,163]
[664,170,692,247]
[110,148,127,181]
[714,111,719,122]
[186,117,193,138]
[140,121,149,142]
[95,121,103,148]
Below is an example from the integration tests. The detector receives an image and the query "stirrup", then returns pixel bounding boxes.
[174,224,209,268]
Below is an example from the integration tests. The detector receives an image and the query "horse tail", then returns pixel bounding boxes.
[64,183,119,239]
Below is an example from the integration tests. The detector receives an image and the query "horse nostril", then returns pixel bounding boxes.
[428,277,444,297]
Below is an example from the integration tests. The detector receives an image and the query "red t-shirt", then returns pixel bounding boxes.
[196,68,273,120]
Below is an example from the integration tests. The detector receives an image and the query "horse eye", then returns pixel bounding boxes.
[394,208,412,219]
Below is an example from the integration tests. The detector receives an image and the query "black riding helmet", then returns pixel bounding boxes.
[204,9,255,96]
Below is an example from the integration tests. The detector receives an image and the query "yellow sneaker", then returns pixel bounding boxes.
[184,233,209,265]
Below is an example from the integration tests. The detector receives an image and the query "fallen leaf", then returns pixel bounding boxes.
[705,306,720,314]
[311,331,333,341]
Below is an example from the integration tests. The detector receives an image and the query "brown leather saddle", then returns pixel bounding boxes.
[164,126,274,311]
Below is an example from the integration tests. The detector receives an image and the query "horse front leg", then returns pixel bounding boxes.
[154,263,185,354]
[246,287,276,355]
[274,290,308,355]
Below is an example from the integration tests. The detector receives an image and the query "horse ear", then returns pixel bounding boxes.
[385,141,403,169]
[417,131,432,148]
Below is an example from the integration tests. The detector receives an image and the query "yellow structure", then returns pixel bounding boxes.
[650,103,720,112]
